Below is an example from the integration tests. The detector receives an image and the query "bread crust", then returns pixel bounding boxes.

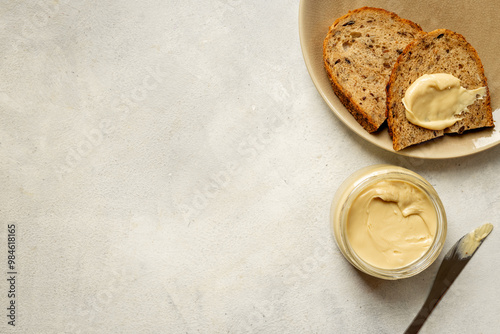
[323,7,423,133]
[386,29,494,151]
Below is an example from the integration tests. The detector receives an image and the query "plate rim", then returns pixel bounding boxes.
[298,0,500,159]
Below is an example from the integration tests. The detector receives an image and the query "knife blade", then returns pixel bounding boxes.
[404,223,493,334]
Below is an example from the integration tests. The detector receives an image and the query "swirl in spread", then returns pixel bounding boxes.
[346,180,437,269]
[402,73,486,130]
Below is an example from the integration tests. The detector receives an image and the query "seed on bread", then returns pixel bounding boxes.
[323,7,423,133]
[386,29,494,151]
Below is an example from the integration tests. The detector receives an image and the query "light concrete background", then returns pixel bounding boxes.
[0,1,499,333]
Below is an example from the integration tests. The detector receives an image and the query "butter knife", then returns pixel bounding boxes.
[404,223,493,334]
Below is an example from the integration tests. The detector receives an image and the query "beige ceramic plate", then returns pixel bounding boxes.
[299,0,500,158]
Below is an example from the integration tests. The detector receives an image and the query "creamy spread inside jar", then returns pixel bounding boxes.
[402,73,486,130]
[331,165,447,280]
[346,180,437,269]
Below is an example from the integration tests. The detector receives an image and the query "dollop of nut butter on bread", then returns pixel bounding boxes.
[323,7,423,133]
[386,29,494,151]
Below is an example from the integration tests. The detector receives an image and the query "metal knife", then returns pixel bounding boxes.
[404,223,494,334]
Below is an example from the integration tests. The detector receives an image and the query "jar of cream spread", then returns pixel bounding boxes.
[331,165,447,280]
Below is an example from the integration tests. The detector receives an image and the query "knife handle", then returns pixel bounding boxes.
[404,295,441,334]
[404,254,465,333]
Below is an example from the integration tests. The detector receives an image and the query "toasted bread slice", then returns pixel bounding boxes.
[323,7,423,133]
[386,29,494,151]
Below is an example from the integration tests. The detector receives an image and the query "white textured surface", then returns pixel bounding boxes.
[0,1,499,333]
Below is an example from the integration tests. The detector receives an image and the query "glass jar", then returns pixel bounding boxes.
[330,164,447,280]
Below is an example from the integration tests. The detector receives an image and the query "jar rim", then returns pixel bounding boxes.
[332,165,447,280]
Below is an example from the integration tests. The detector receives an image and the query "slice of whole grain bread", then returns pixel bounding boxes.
[323,7,423,133]
[386,29,494,151]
